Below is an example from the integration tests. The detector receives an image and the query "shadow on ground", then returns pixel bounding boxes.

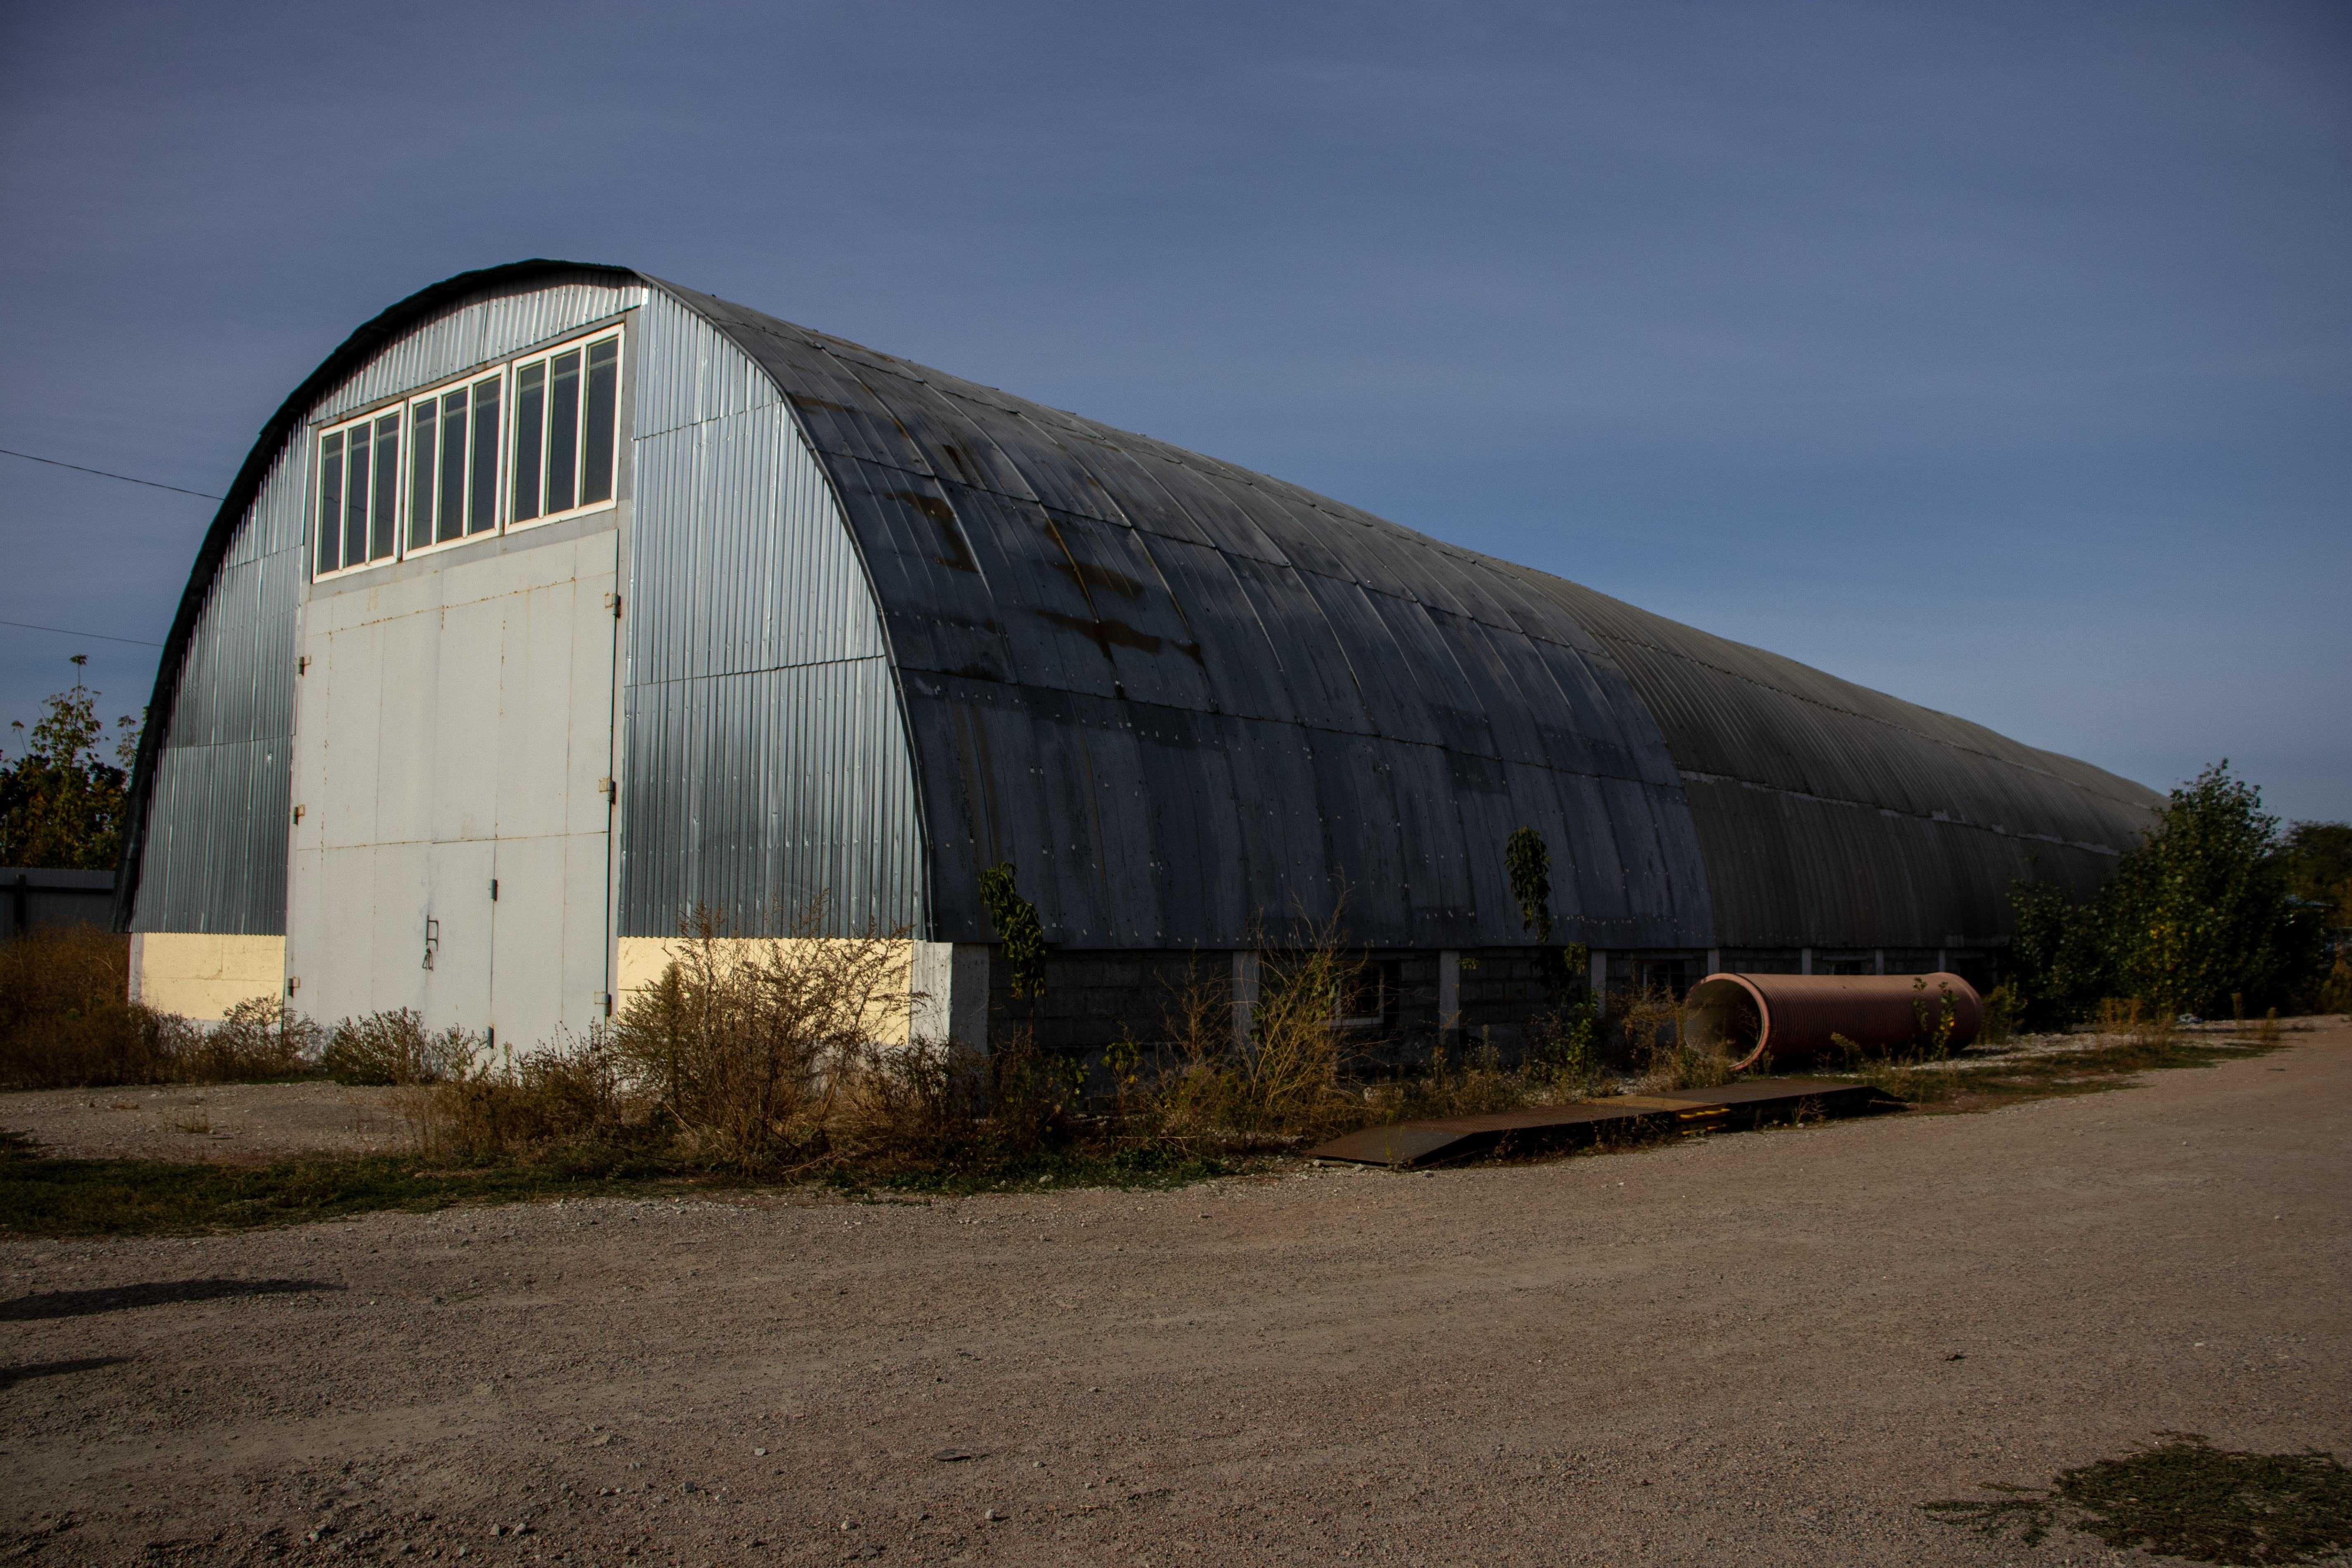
[0,1278,340,1322]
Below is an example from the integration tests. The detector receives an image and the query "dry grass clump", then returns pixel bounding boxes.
[321,1008,475,1085]
[2096,996,2177,1052]
[1619,987,1733,1092]
[604,905,917,1172]
[174,996,320,1082]
[1148,928,1365,1148]
[1,928,322,1089]
[0,927,175,1087]
[410,904,945,1172]
[417,1033,640,1160]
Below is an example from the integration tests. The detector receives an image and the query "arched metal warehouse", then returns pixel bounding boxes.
[117,261,2161,1051]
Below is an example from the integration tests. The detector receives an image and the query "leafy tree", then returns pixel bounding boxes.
[2004,877,2113,1030]
[2104,763,2324,1015]
[2281,820,2352,928]
[2008,763,2328,1023]
[0,661,143,871]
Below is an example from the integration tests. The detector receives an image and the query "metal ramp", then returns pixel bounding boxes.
[1304,1077,1892,1169]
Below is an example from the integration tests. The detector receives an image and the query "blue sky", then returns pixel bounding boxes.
[2,0,2345,818]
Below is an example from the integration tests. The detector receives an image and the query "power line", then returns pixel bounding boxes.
[0,446,222,501]
[0,619,163,649]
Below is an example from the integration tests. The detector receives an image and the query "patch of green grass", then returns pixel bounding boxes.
[0,1129,1242,1235]
[0,1130,734,1236]
[1923,1433,2352,1564]
[1835,1031,2287,1112]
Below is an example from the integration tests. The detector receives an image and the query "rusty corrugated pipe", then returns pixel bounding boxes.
[1684,972,1983,1072]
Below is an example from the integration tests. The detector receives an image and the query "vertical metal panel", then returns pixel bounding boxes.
[132,434,308,934]
[618,291,923,939]
[135,274,659,937]
[314,278,646,423]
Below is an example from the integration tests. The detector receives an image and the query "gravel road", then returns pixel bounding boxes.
[4,1025,2345,1566]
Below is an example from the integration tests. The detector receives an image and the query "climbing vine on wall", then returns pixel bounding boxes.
[978,862,1048,1000]
[1505,827,1554,945]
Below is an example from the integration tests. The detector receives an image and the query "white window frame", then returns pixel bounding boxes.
[505,327,625,536]
[312,404,407,581]
[399,366,510,563]
[308,320,625,582]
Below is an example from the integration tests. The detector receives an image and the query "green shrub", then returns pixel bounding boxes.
[2008,763,2329,1025]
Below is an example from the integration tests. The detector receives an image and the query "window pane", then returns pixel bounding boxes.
[511,360,545,522]
[316,431,344,575]
[468,378,501,534]
[408,400,437,550]
[371,414,401,560]
[438,390,468,542]
[343,422,371,570]
[545,349,581,515]
[582,338,618,506]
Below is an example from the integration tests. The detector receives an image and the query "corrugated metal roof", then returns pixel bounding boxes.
[657,278,1720,950]
[656,278,2155,950]
[126,260,2158,954]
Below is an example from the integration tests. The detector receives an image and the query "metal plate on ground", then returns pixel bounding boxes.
[1305,1078,1893,1168]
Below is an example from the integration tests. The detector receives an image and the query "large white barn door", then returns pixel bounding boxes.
[481,550,620,1049]
[288,532,619,1052]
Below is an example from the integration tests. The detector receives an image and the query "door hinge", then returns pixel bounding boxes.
[298,654,310,675]
[490,878,499,902]
[292,804,305,825]
[597,775,617,805]
[604,591,623,618]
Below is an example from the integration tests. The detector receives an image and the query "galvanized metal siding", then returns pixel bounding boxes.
[313,279,643,425]
[132,437,307,933]
[661,280,1713,950]
[618,292,922,937]
[132,271,651,935]
[1521,575,2161,947]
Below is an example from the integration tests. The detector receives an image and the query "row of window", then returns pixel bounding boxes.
[315,328,621,578]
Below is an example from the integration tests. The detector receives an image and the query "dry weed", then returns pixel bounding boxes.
[0,927,184,1088]
[174,996,319,1082]
[607,903,915,1173]
[322,1008,475,1086]
[1620,987,1732,1092]
[1148,920,1364,1145]
[417,1032,642,1160]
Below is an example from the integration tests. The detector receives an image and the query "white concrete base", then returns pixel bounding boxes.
[129,933,286,1022]
[910,942,990,1049]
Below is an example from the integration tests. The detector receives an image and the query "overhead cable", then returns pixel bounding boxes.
[0,618,164,648]
[0,446,223,501]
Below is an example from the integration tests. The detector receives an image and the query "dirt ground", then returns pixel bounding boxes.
[1,1082,411,1163]
[3,1025,2346,1567]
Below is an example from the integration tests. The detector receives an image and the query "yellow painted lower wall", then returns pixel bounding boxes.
[130,933,285,1023]
[615,936,917,1045]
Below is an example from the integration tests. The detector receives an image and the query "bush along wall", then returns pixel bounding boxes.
[2006,762,2331,1027]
